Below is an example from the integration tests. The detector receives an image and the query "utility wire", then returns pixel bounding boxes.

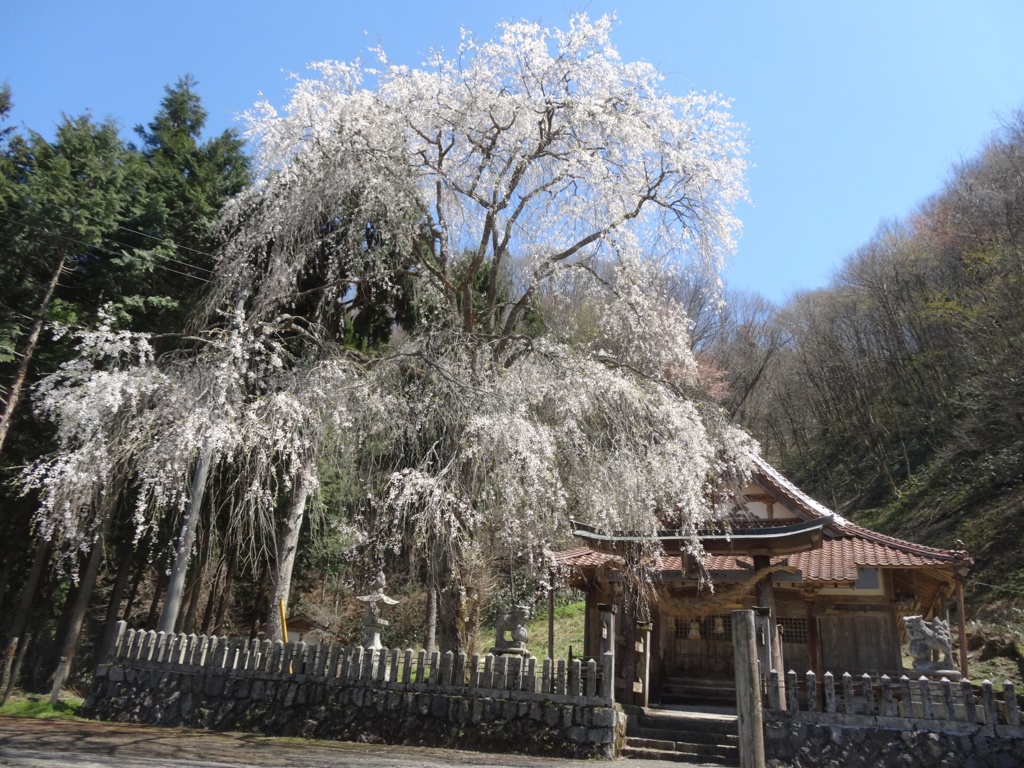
[18,201,217,274]
[0,213,211,284]
[36,198,219,260]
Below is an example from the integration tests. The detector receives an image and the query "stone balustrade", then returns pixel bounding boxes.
[82,622,622,759]
[766,669,1021,726]
[762,669,1024,767]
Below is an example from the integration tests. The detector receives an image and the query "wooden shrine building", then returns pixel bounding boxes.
[553,456,973,707]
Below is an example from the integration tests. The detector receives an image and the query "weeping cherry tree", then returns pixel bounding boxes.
[207,13,756,651]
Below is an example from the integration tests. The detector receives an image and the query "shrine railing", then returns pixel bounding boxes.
[766,669,1022,729]
[102,621,614,705]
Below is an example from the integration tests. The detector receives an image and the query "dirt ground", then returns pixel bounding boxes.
[0,716,714,767]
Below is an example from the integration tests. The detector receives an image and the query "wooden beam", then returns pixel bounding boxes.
[548,579,555,661]
[956,574,969,679]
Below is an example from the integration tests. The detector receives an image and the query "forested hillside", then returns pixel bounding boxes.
[704,109,1024,619]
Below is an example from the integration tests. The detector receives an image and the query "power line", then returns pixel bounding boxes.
[21,200,217,274]
[966,580,1024,598]
[0,213,211,284]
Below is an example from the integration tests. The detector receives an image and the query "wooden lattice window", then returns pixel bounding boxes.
[778,617,808,644]
[674,615,807,643]
[674,615,733,639]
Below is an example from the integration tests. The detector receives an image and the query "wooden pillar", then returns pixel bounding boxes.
[754,606,773,686]
[650,607,662,705]
[804,592,822,695]
[804,591,822,710]
[598,603,616,700]
[733,609,766,768]
[637,621,652,708]
[754,555,786,709]
[619,599,638,705]
[583,590,594,658]
[955,573,969,679]
[547,575,555,661]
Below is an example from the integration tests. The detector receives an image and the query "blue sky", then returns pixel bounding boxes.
[4,1,1023,304]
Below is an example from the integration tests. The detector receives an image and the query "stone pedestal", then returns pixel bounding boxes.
[490,645,529,657]
[362,616,390,651]
[909,665,963,681]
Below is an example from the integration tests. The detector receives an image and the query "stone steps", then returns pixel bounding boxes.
[623,707,739,766]
[628,725,739,745]
[622,740,739,765]
[659,676,737,707]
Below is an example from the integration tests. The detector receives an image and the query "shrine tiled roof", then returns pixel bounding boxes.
[554,524,968,583]
[789,527,967,580]
[552,547,616,569]
[837,522,967,563]
[555,457,970,583]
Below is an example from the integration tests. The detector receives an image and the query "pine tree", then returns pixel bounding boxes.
[103,75,251,334]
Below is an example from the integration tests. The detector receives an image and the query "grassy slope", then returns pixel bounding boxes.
[523,601,586,660]
[854,456,1024,620]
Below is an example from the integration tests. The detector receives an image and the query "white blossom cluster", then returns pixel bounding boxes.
[26,14,755,596]
[358,334,756,582]
[214,14,747,335]
[24,308,362,568]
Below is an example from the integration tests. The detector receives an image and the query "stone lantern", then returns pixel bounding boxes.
[356,571,399,650]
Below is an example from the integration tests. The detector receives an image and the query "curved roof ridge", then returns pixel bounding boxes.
[839,520,968,562]
[749,454,851,527]
[747,456,969,565]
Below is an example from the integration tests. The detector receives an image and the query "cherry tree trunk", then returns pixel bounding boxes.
[99,543,133,660]
[157,441,213,634]
[200,545,226,636]
[1,632,32,706]
[424,581,438,656]
[0,539,50,695]
[180,521,211,634]
[436,541,468,655]
[213,542,239,635]
[0,556,14,631]
[145,570,168,630]
[264,469,312,642]
[122,558,147,624]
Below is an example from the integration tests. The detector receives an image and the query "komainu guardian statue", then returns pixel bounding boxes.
[491,604,530,656]
[904,614,956,677]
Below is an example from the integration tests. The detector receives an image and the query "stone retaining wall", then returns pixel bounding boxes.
[765,710,1024,768]
[764,669,1024,767]
[80,623,624,759]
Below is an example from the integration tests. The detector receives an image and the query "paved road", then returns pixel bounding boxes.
[0,717,717,767]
